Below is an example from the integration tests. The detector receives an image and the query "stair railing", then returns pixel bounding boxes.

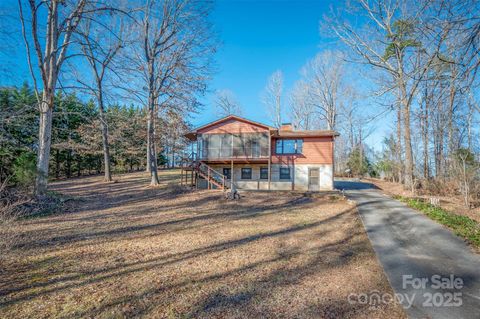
[197,162,227,190]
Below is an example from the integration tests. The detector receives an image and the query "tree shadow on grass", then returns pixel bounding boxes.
[72,215,379,318]
[0,206,353,308]
[15,192,319,251]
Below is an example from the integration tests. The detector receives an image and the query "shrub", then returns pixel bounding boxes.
[346,148,370,177]
[418,179,454,196]
[12,152,36,189]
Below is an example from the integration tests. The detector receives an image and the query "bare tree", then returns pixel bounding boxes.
[261,70,283,128]
[124,0,215,186]
[18,0,90,195]
[329,0,449,189]
[452,149,479,208]
[302,51,345,131]
[73,13,127,182]
[214,89,242,117]
[290,80,315,130]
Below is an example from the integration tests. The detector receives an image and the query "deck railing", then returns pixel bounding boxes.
[199,146,269,160]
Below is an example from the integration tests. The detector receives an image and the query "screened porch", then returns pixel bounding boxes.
[197,132,270,161]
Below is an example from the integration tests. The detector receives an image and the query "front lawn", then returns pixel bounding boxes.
[0,170,405,318]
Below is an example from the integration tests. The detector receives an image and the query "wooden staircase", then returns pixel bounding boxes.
[180,157,229,191]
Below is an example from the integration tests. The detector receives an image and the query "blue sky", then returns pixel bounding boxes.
[200,0,392,150]
[199,0,337,125]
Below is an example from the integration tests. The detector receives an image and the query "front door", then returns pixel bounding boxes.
[308,168,320,191]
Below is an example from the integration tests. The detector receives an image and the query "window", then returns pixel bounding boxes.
[280,167,291,180]
[260,167,268,179]
[241,168,252,179]
[275,139,303,154]
[223,168,231,179]
[296,139,303,153]
[283,139,296,153]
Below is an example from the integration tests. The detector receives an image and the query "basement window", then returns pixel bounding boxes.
[260,167,268,180]
[241,168,252,180]
[279,167,291,180]
[223,168,231,179]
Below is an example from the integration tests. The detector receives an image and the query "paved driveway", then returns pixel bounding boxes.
[336,180,480,319]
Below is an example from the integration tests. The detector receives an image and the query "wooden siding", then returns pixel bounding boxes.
[198,118,269,134]
[196,118,334,165]
[271,137,334,164]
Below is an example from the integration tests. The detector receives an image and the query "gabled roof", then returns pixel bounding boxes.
[184,115,340,140]
[185,115,275,140]
[194,115,275,131]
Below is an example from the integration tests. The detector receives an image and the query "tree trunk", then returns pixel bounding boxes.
[403,106,414,188]
[447,75,456,176]
[147,57,159,186]
[434,96,444,179]
[146,127,151,173]
[147,105,159,185]
[55,149,60,179]
[399,81,414,189]
[422,85,429,179]
[35,95,53,196]
[77,156,81,177]
[467,104,473,150]
[396,105,403,183]
[66,149,72,178]
[97,90,112,182]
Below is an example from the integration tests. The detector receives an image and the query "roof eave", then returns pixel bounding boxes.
[189,115,275,134]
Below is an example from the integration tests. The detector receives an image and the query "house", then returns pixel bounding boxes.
[182,115,339,191]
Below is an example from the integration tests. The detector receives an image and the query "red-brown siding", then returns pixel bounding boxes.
[272,137,333,165]
[198,118,269,134]
[195,118,334,165]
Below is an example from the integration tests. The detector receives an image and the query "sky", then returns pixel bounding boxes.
[199,0,337,125]
[199,0,391,150]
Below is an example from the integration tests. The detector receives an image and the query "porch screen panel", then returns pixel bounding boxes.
[208,134,222,159]
[202,132,269,159]
[220,134,232,158]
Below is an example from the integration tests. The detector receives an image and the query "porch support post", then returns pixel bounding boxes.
[207,167,211,190]
[231,134,234,189]
[230,159,234,189]
[196,134,200,161]
[268,131,272,190]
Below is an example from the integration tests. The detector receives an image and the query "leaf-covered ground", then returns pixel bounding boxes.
[0,170,405,318]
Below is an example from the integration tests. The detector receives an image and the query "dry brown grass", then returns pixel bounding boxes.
[0,180,27,262]
[0,170,405,318]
